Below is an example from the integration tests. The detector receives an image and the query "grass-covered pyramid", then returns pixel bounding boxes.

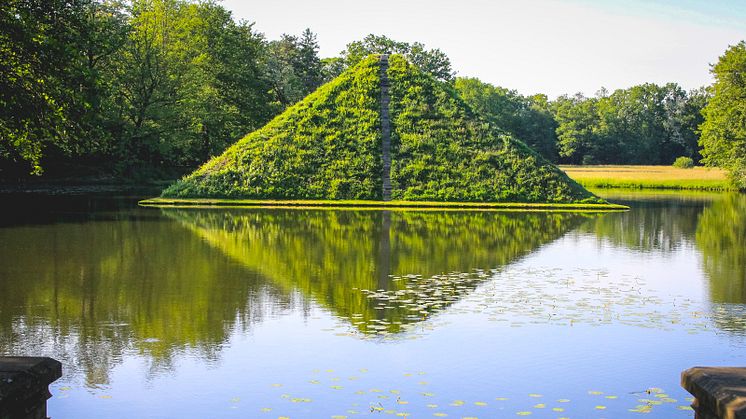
[162,55,598,203]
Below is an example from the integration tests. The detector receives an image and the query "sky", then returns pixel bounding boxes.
[221,0,746,98]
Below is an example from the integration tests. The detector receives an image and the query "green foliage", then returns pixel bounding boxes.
[387,55,596,203]
[0,0,98,174]
[263,28,324,108]
[699,41,746,189]
[551,84,708,166]
[455,78,558,161]
[111,0,273,169]
[1,0,278,177]
[162,56,382,199]
[165,54,598,203]
[673,156,694,169]
[339,34,454,82]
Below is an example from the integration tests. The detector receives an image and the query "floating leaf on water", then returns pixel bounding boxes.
[661,398,676,403]
[533,403,545,408]
[557,399,570,403]
[647,387,663,394]
[516,412,532,416]
[260,407,271,412]
[330,385,343,390]
[59,387,72,391]
[495,397,509,401]
[595,405,607,410]
[605,395,618,399]
[588,390,603,395]
[677,405,693,410]
[475,401,487,406]
[528,394,543,398]
[331,416,347,419]
[449,400,465,406]
[422,392,435,397]
[552,407,564,412]
[271,383,283,388]
[230,397,241,403]
[99,395,112,399]
[433,413,447,417]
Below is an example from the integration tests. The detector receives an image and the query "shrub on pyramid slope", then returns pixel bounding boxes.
[387,55,593,203]
[163,56,382,199]
[163,54,599,203]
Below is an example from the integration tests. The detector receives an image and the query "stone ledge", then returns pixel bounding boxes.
[1,357,62,419]
[682,366,746,419]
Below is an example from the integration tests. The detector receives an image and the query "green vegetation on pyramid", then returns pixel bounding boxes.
[163,54,599,203]
[163,56,382,199]
[387,55,592,202]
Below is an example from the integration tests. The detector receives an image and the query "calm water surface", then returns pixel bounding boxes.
[0,191,745,418]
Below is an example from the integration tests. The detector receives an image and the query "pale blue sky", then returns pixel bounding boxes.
[221,0,745,97]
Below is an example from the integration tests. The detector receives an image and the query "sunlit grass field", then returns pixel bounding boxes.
[561,165,735,191]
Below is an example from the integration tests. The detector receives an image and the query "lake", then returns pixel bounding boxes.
[1,190,744,418]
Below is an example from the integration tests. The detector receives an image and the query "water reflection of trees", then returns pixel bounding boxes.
[696,194,746,304]
[0,217,290,386]
[0,207,590,384]
[579,194,708,253]
[582,192,746,332]
[165,209,589,334]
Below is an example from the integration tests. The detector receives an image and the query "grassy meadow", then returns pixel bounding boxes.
[560,165,735,191]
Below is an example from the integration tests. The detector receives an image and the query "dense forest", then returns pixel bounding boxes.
[1,0,745,187]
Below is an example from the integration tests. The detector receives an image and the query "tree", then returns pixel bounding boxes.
[339,34,454,81]
[110,0,272,170]
[551,83,707,165]
[552,94,600,164]
[0,0,92,175]
[454,78,557,160]
[700,41,746,189]
[263,28,323,108]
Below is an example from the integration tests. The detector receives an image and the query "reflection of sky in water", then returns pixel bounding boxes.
[0,193,743,417]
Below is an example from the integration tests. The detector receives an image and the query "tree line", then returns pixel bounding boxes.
[456,79,709,166]
[0,0,451,179]
[1,0,744,188]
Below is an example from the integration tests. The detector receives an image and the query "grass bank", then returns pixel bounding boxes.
[560,165,736,191]
[139,197,628,211]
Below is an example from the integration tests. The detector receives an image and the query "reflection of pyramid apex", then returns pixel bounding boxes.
[163,55,597,203]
